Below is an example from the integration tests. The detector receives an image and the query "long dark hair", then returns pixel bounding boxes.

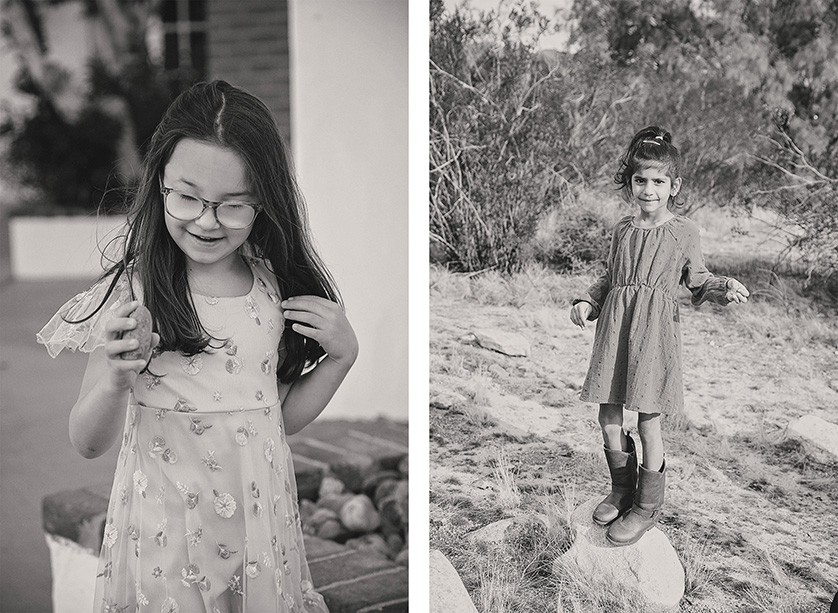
[614,125,685,208]
[86,81,340,383]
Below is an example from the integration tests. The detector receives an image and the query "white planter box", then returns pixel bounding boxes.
[9,215,127,280]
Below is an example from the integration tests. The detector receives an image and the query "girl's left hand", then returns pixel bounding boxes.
[725,278,749,304]
[281,296,359,368]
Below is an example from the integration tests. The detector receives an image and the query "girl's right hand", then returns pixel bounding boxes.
[570,301,593,329]
[103,301,159,389]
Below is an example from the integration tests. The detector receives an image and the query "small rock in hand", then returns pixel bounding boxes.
[120,304,153,360]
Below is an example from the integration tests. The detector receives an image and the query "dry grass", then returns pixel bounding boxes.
[430,204,838,612]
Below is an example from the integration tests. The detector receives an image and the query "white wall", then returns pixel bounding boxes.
[289,1,408,422]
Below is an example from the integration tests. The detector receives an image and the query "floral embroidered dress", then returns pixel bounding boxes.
[573,216,730,415]
[38,256,328,613]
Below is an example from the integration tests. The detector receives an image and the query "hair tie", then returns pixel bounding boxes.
[641,139,662,146]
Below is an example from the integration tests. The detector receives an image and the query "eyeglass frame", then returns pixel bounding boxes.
[159,183,262,228]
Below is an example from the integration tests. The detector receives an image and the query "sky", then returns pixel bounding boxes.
[442,0,574,50]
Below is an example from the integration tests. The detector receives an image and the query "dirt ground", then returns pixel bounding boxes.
[429,209,838,612]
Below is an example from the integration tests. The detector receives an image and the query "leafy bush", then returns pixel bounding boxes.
[0,96,123,214]
[431,0,838,281]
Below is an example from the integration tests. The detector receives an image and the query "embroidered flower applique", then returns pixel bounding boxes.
[133,470,148,498]
[97,561,112,579]
[180,563,201,587]
[201,450,222,472]
[217,542,238,560]
[253,502,263,517]
[161,596,180,613]
[148,436,178,464]
[262,551,274,569]
[213,391,222,402]
[152,566,164,579]
[173,398,197,413]
[136,591,149,606]
[228,574,243,597]
[264,438,275,463]
[213,490,237,518]
[251,481,261,498]
[177,482,200,509]
[245,560,262,579]
[185,526,203,547]
[101,600,128,613]
[260,351,275,375]
[103,522,118,548]
[244,296,261,325]
[180,354,203,376]
[235,427,249,446]
[189,416,213,435]
[226,356,244,375]
[144,372,161,391]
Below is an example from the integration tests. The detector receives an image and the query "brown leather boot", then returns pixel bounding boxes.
[606,459,666,546]
[592,434,637,526]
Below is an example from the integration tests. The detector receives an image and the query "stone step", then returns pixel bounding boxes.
[288,418,408,494]
[305,536,408,612]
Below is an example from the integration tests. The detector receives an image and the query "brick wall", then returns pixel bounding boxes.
[206,0,292,142]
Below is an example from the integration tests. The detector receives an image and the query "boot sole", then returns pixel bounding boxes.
[605,524,653,547]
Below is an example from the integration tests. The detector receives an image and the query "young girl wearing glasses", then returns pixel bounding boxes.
[38,81,357,612]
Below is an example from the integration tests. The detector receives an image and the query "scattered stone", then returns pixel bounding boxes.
[299,499,317,526]
[373,478,400,506]
[789,414,838,459]
[318,493,354,514]
[319,476,346,499]
[316,518,346,541]
[378,481,408,532]
[386,533,405,557]
[363,471,401,499]
[488,363,509,378]
[472,328,530,357]
[345,533,390,558]
[340,495,381,532]
[430,549,478,613]
[430,389,468,410]
[468,516,546,548]
[554,497,685,611]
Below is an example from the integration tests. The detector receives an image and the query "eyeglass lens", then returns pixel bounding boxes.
[165,191,256,228]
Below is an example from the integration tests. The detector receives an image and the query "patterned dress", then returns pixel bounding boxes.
[573,215,730,415]
[38,256,328,613]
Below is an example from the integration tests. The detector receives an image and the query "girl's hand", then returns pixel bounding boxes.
[282,296,359,369]
[570,301,593,329]
[725,278,749,304]
[103,301,159,389]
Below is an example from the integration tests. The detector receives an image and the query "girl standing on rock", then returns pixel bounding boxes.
[38,80,358,612]
[569,126,748,546]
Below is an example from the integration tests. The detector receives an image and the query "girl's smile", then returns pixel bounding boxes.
[162,138,255,274]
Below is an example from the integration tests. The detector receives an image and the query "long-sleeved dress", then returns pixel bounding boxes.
[37,255,329,613]
[574,215,730,414]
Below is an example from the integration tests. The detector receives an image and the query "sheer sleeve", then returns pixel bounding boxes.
[681,221,729,306]
[36,271,138,358]
[572,219,621,320]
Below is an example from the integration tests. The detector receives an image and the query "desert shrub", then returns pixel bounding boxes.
[529,204,613,273]
[431,0,838,280]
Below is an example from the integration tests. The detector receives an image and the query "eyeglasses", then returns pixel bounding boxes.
[160,185,261,229]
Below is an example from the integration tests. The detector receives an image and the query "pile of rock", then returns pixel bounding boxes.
[300,454,408,566]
